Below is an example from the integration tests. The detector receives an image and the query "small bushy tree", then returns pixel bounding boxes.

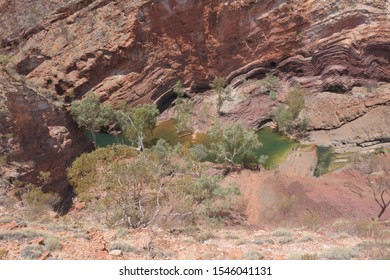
[358,156,390,219]
[273,85,306,133]
[116,104,159,151]
[70,92,114,148]
[262,74,281,98]
[208,123,262,168]
[22,172,60,220]
[210,77,230,115]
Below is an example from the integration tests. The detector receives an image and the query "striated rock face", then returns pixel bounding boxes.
[0,70,92,210]
[1,0,389,107]
[1,0,389,150]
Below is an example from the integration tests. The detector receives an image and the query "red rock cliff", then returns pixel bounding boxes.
[0,70,92,211]
[1,0,389,108]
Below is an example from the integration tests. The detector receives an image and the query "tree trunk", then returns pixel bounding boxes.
[91,131,97,149]
[378,204,389,219]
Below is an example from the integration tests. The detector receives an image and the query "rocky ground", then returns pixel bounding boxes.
[1,160,390,260]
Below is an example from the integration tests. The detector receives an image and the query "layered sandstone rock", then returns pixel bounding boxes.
[1,0,389,105]
[1,0,389,150]
[0,70,91,209]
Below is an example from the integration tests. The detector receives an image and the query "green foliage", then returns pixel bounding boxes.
[173,80,185,97]
[22,172,60,219]
[269,90,277,100]
[278,236,294,244]
[116,104,159,150]
[262,74,280,98]
[43,236,63,252]
[0,133,12,163]
[0,229,43,241]
[21,245,44,260]
[273,106,293,132]
[355,240,390,260]
[70,92,114,147]
[67,145,139,201]
[194,232,216,243]
[272,228,293,237]
[65,88,77,102]
[210,77,227,90]
[208,123,262,167]
[210,77,230,115]
[174,98,194,134]
[0,54,12,65]
[23,186,60,216]
[321,246,357,260]
[68,141,240,228]
[273,85,306,133]
[286,85,305,119]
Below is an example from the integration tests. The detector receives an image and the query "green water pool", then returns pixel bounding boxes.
[90,120,296,168]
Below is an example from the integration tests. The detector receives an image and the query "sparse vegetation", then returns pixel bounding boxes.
[68,142,240,229]
[0,54,12,65]
[194,232,216,243]
[272,229,293,237]
[21,245,44,260]
[235,239,247,245]
[173,82,194,134]
[304,213,321,230]
[278,236,294,244]
[355,240,390,260]
[107,242,139,254]
[210,77,231,115]
[0,229,44,241]
[242,251,264,260]
[43,236,63,252]
[321,246,357,260]
[357,156,390,219]
[262,74,280,99]
[22,172,60,220]
[298,236,313,243]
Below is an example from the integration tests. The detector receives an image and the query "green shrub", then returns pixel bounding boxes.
[278,236,294,244]
[262,74,280,93]
[242,251,264,260]
[235,239,247,246]
[195,232,216,243]
[355,241,390,260]
[272,229,293,237]
[273,85,306,133]
[0,229,43,241]
[298,236,313,243]
[107,242,139,254]
[21,245,44,260]
[355,220,382,239]
[67,145,138,201]
[0,54,11,65]
[43,236,63,251]
[224,233,239,240]
[321,246,357,260]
